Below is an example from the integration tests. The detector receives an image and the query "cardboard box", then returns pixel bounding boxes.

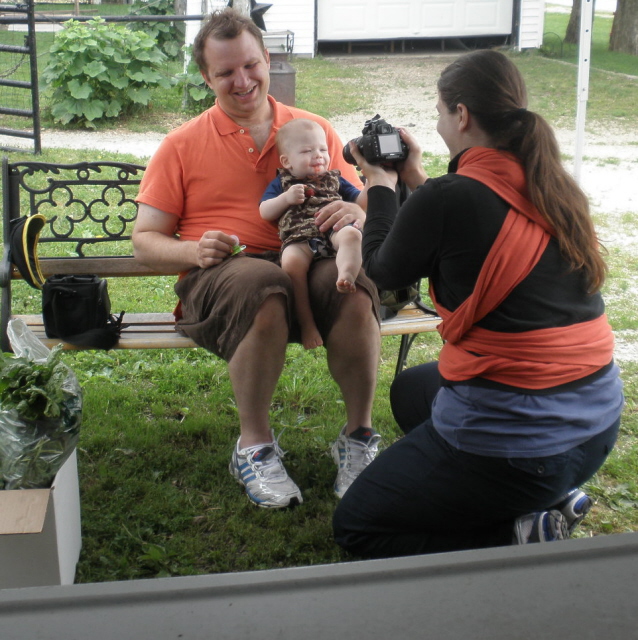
[0,449,82,589]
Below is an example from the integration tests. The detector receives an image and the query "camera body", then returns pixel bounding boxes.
[343,114,408,166]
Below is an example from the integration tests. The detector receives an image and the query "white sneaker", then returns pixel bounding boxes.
[551,489,593,534]
[331,425,381,499]
[229,432,302,508]
[513,510,569,544]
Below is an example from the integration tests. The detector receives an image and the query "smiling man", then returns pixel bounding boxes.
[132,8,382,509]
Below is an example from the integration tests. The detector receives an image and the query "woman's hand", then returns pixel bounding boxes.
[348,142,398,191]
[395,128,429,191]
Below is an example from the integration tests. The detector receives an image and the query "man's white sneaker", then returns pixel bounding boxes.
[331,425,381,499]
[229,434,302,508]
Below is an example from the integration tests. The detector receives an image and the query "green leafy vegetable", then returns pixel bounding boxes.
[0,345,68,421]
[0,346,82,489]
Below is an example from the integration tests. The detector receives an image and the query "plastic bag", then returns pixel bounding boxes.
[0,319,82,489]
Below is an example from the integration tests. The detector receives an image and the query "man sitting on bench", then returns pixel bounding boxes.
[132,8,382,509]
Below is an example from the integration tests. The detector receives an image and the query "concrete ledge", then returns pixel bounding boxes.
[1,531,637,638]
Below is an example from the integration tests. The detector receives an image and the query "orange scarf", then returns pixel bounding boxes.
[432,147,613,389]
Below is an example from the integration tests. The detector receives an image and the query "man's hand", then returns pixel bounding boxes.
[196,231,241,269]
[314,200,366,234]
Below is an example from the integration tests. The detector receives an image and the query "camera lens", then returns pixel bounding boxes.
[342,136,361,165]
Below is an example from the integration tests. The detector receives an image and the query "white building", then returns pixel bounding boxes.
[192,0,545,56]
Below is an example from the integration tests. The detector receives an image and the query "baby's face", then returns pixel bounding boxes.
[281,127,331,179]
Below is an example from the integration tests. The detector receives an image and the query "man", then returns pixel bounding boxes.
[132,8,381,509]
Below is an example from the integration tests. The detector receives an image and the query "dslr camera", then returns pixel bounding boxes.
[343,114,408,166]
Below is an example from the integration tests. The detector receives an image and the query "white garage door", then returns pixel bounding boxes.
[317,0,514,41]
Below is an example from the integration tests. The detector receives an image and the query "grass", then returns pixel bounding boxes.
[1,8,637,584]
[513,14,637,130]
[542,12,638,77]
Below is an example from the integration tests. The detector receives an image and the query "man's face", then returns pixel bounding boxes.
[200,30,271,121]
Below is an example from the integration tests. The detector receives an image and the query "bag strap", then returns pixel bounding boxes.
[59,311,127,350]
[9,215,46,289]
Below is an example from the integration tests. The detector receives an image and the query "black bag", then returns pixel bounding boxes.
[42,274,125,350]
[379,283,420,320]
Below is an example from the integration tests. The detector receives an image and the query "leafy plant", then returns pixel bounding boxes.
[128,0,185,60]
[0,344,82,489]
[176,45,216,113]
[0,345,68,420]
[41,18,172,128]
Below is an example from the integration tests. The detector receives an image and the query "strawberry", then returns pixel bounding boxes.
[304,186,315,198]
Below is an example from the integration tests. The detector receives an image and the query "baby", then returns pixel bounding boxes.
[260,119,366,349]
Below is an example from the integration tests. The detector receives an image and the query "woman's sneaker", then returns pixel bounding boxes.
[551,489,593,534]
[513,510,569,544]
[229,434,302,509]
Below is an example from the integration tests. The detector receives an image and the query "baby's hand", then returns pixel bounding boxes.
[286,184,306,205]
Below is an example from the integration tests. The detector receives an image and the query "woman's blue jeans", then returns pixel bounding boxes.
[333,363,620,559]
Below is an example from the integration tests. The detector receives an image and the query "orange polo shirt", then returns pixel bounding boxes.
[136,96,362,254]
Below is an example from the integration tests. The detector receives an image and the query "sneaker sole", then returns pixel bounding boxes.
[229,463,302,509]
[545,510,569,541]
[553,491,594,534]
[566,494,593,534]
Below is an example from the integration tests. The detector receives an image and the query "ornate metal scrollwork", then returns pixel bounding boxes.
[13,161,146,257]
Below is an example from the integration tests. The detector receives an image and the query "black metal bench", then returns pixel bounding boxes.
[1,158,441,374]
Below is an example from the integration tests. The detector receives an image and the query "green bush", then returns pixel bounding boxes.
[177,45,216,113]
[41,18,172,128]
[128,0,185,60]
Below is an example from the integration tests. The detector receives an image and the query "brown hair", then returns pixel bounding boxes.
[193,8,266,75]
[437,49,606,292]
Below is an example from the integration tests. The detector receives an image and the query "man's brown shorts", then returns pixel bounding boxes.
[174,252,380,361]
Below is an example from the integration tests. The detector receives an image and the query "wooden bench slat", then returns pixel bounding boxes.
[14,303,440,351]
[12,257,160,279]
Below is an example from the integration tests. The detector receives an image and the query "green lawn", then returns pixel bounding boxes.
[0,7,637,583]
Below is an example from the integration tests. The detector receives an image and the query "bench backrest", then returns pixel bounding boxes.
[1,158,154,350]
[2,158,151,277]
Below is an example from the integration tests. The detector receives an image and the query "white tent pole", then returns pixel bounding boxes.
[184,0,205,74]
[574,0,594,183]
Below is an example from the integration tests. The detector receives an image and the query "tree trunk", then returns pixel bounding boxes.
[565,0,582,44]
[565,0,601,45]
[610,0,638,54]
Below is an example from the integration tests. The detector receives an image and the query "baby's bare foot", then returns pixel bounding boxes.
[302,328,323,350]
[337,278,357,294]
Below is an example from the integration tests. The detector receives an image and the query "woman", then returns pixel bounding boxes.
[333,50,624,559]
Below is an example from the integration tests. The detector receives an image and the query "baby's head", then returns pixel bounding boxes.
[276,119,331,180]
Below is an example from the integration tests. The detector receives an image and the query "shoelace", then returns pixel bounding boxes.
[246,430,289,481]
[345,435,380,469]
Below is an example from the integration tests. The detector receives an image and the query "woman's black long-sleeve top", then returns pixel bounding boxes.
[361,155,604,334]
